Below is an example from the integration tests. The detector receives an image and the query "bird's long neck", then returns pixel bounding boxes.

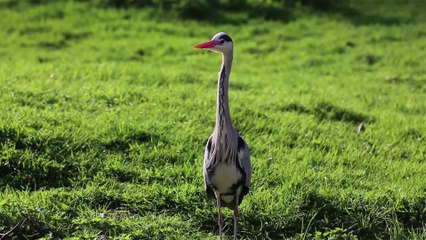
[215,51,234,136]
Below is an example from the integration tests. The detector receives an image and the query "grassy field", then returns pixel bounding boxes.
[0,1,425,239]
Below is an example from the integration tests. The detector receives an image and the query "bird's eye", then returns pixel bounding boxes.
[219,40,225,44]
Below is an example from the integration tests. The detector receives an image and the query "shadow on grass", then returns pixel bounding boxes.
[100,132,159,152]
[0,128,160,190]
[120,0,414,26]
[211,191,426,239]
[315,2,405,26]
[3,0,416,26]
[143,5,294,25]
[295,0,419,26]
[280,101,373,125]
[2,170,424,239]
[313,102,372,124]
[385,75,426,93]
[0,128,81,190]
[0,212,52,239]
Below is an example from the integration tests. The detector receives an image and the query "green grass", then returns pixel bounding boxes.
[0,1,425,239]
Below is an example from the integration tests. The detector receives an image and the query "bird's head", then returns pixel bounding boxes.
[193,32,233,54]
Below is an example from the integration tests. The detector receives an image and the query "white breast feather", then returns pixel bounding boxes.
[211,163,242,196]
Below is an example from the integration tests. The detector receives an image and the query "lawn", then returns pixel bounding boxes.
[0,0,425,239]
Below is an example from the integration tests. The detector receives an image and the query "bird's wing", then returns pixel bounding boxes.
[203,135,215,199]
[203,135,213,182]
[237,136,251,189]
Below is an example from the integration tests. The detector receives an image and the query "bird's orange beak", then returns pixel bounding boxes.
[193,40,219,49]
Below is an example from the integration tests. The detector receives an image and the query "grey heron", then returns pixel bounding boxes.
[193,32,251,240]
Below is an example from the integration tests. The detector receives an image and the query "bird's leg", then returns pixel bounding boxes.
[233,194,239,240]
[215,190,224,240]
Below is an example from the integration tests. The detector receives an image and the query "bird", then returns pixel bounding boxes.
[193,32,251,240]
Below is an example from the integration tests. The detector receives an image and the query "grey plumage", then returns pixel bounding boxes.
[194,32,251,240]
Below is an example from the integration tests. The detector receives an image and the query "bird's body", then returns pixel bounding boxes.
[204,134,249,209]
[194,32,251,240]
